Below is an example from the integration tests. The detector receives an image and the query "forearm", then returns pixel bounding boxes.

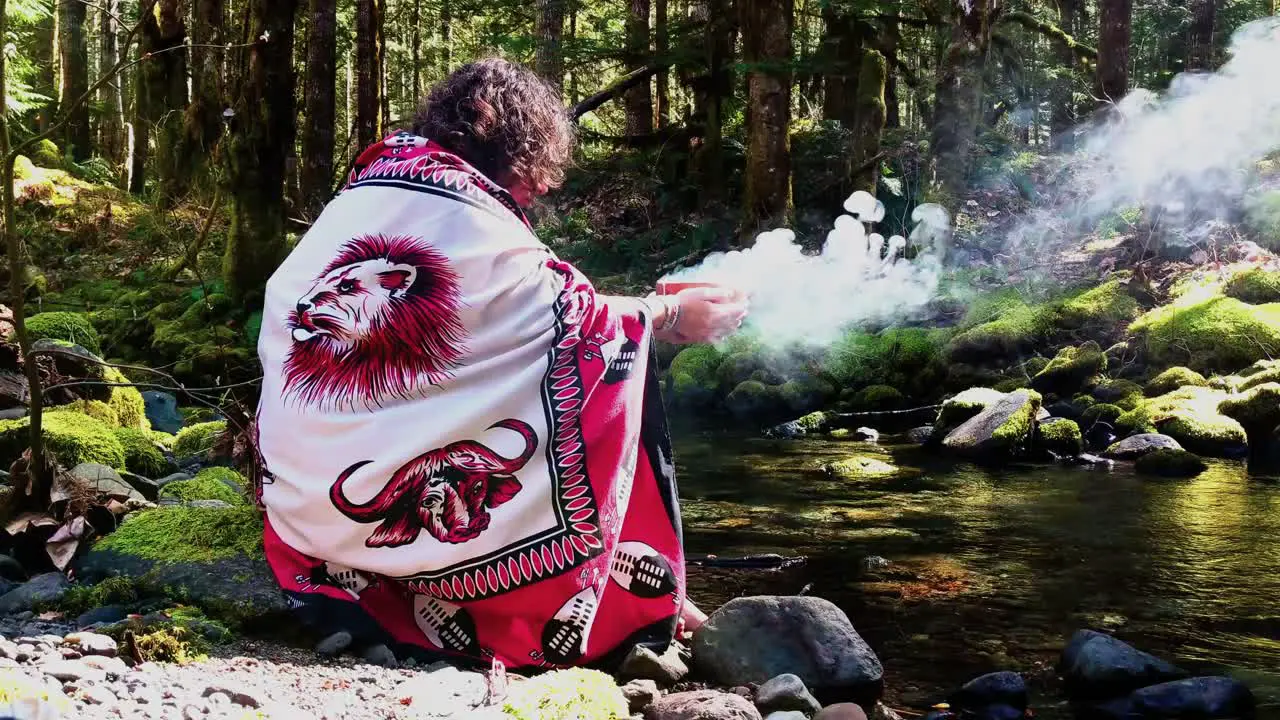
[603,294,675,334]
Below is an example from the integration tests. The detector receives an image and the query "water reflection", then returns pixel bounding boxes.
[674,429,1280,716]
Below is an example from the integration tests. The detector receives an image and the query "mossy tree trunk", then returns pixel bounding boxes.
[931,0,996,201]
[741,0,794,235]
[623,0,654,135]
[183,0,226,178]
[355,0,385,150]
[33,11,56,133]
[224,0,300,307]
[1185,0,1216,70]
[130,0,189,201]
[689,0,733,201]
[655,0,669,128]
[820,5,862,127]
[535,0,566,94]
[57,0,91,162]
[1095,0,1131,103]
[849,49,886,197]
[98,0,125,168]
[301,0,338,216]
[1048,0,1078,149]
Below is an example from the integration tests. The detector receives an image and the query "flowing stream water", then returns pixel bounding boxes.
[674,426,1280,718]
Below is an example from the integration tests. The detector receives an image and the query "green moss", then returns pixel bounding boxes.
[1145,367,1208,397]
[667,345,724,403]
[823,454,901,479]
[179,407,222,425]
[102,367,149,431]
[95,504,264,563]
[1092,378,1144,410]
[66,399,120,427]
[1218,383,1280,439]
[114,427,171,477]
[150,431,177,450]
[724,380,784,420]
[160,472,246,505]
[823,327,949,398]
[991,389,1043,447]
[173,421,226,459]
[993,378,1028,392]
[30,138,61,168]
[1081,403,1123,428]
[502,668,627,720]
[47,576,140,617]
[1031,342,1106,393]
[0,410,126,469]
[1223,267,1280,304]
[1072,394,1098,410]
[25,311,101,355]
[1022,356,1050,377]
[843,384,905,412]
[13,155,36,181]
[1037,418,1083,455]
[1129,292,1280,373]
[779,377,835,413]
[122,625,208,664]
[793,411,832,433]
[1134,449,1208,478]
[1116,387,1247,456]
[945,294,1057,364]
[1056,277,1142,335]
[936,387,1006,429]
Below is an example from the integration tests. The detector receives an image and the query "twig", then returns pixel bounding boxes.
[571,64,670,120]
[833,404,941,418]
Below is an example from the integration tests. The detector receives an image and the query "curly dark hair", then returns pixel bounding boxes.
[413,58,575,192]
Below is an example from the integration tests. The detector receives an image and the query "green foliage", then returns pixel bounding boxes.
[1129,292,1280,373]
[150,431,177,450]
[1134,449,1207,478]
[1031,342,1106,393]
[502,668,628,720]
[1115,387,1247,456]
[779,377,836,413]
[1243,188,1280,247]
[114,427,171,477]
[1145,367,1208,397]
[1095,205,1142,239]
[173,421,226,459]
[0,410,126,469]
[25,311,101,355]
[160,471,246,505]
[50,577,140,617]
[1223,267,1280,304]
[95,505,264,563]
[1037,418,1083,455]
[123,625,208,665]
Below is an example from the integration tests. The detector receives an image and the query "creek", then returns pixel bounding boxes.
[674,426,1280,718]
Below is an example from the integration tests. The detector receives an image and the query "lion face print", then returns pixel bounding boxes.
[282,234,469,411]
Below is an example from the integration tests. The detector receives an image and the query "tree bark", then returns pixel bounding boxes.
[655,0,669,128]
[224,0,299,306]
[1095,0,1131,102]
[536,0,566,93]
[850,49,886,196]
[567,0,579,102]
[130,0,188,199]
[931,0,996,200]
[1049,0,1078,148]
[740,0,793,233]
[440,3,452,73]
[356,0,385,149]
[411,0,422,100]
[820,6,862,127]
[882,18,901,128]
[33,11,57,133]
[98,0,125,166]
[624,0,654,134]
[185,0,226,165]
[301,0,338,216]
[1186,0,1216,70]
[690,0,733,201]
[58,0,91,161]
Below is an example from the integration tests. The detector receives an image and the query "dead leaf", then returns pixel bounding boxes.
[5,511,57,535]
[36,611,63,621]
[45,516,89,571]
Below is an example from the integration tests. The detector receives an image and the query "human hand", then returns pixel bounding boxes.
[658,286,749,344]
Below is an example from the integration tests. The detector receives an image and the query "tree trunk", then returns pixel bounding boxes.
[440,3,452,73]
[623,0,653,135]
[185,0,226,167]
[931,0,996,200]
[411,0,422,100]
[130,0,188,198]
[378,0,388,134]
[882,18,901,128]
[58,0,91,161]
[850,49,886,196]
[1186,0,1216,70]
[741,0,793,233]
[820,7,862,127]
[300,0,337,216]
[535,0,566,93]
[655,0,669,128]
[224,0,299,306]
[690,0,733,200]
[1096,0,1131,102]
[33,11,56,133]
[356,0,385,149]
[98,0,125,166]
[1049,0,1078,149]
[567,0,579,102]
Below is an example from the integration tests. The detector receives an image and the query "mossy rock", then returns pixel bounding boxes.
[823,454,902,480]
[724,380,785,422]
[936,387,1006,431]
[945,299,1055,365]
[47,576,139,617]
[941,389,1042,457]
[1115,387,1248,457]
[1223,267,1280,304]
[13,155,36,181]
[1056,277,1142,341]
[0,411,126,469]
[1080,403,1124,428]
[822,327,948,399]
[716,352,766,393]
[993,378,1028,392]
[1037,418,1083,456]
[114,427,171,477]
[793,411,832,433]
[1145,367,1208,397]
[943,363,1007,393]
[96,505,262,563]
[30,139,62,168]
[668,345,724,405]
[1218,383,1280,442]
[1022,356,1050,378]
[1071,394,1098,410]
[150,431,177,450]
[843,384,905,412]
[172,421,226,459]
[502,668,628,720]
[103,367,149,431]
[1134,449,1208,478]
[65,399,120,427]
[1032,342,1106,393]
[1129,293,1280,373]
[779,377,836,414]
[160,471,246,506]
[1092,379,1144,410]
[25,311,101,355]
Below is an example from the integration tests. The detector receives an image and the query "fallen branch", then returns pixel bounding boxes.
[571,64,669,120]
[577,123,702,148]
[999,11,1098,60]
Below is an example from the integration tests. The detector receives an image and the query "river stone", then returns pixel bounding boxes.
[851,427,879,443]
[942,391,1041,457]
[692,596,883,705]
[763,713,808,720]
[814,704,868,720]
[155,472,193,488]
[1104,434,1183,460]
[1060,630,1188,699]
[119,471,162,501]
[62,632,117,657]
[622,679,662,713]
[950,671,1026,714]
[41,658,107,683]
[620,642,689,684]
[394,666,489,714]
[756,674,822,715]
[765,422,806,440]
[1096,676,1255,719]
[69,464,145,503]
[906,426,934,445]
[142,391,184,435]
[645,690,763,720]
[0,573,70,615]
[0,554,27,582]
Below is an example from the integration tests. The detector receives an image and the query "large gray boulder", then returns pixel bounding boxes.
[1103,434,1182,460]
[942,390,1041,457]
[1060,630,1188,700]
[141,391,184,435]
[645,690,763,720]
[692,596,882,705]
[68,464,145,503]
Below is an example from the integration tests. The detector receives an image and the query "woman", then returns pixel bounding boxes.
[254,58,748,671]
